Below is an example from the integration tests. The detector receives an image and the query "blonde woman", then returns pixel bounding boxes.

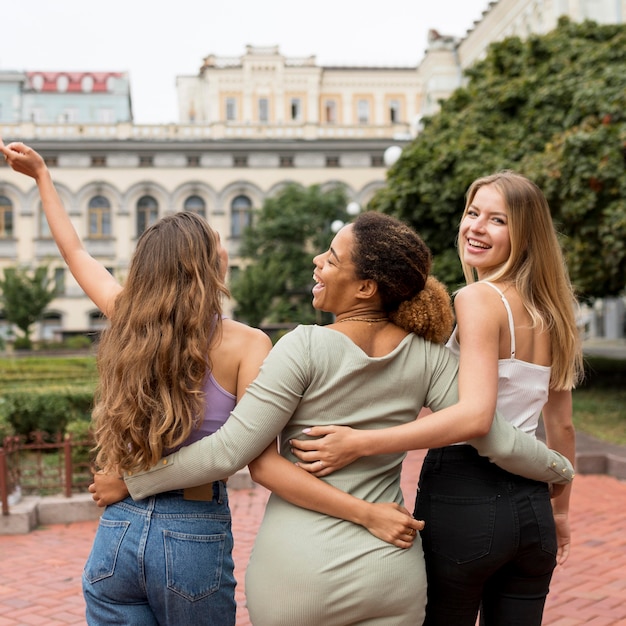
[291,172,582,625]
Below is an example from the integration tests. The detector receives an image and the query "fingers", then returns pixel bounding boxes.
[557,543,570,565]
[289,437,321,453]
[294,460,334,477]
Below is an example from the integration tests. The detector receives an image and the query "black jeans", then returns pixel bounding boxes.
[415,445,557,626]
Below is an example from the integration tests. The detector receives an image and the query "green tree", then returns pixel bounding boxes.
[0,265,57,349]
[372,18,626,298]
[231,183,349,326]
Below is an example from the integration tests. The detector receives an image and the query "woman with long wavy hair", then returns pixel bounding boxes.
[1,138,272,624]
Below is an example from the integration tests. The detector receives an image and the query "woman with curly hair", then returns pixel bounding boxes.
[291,172,583,625]
[92,210,573,625]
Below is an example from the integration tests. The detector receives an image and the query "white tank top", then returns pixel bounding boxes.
[446,281,551,435]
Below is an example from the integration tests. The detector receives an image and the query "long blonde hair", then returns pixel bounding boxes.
[93,212,229,472]
[459,171,583,390]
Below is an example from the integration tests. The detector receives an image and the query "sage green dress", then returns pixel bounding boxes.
[125,325,574,626]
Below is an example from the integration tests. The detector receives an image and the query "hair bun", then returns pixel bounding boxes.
[390,276,454,343]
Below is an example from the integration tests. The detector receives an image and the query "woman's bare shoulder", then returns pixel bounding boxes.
[221,318,272,350]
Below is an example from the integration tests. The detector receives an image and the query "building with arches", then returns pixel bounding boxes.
[0,0,623,340]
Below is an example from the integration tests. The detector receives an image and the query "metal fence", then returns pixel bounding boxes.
[0,431,95,516]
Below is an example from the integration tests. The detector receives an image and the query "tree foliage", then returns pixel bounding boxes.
[230,183,349,326]
[372,18,626,298]
[0,265,57,348]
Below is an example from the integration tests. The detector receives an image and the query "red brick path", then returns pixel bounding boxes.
[2,450,626,625]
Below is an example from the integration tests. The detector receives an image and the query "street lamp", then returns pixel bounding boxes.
[331,201,362,233]
[383,145,402,167]
[346,201,361,216]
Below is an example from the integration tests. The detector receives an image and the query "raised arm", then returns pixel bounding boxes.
[1,139,120,317]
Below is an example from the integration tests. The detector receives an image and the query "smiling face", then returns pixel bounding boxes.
[459,183,512,280]
[311,224,362,315]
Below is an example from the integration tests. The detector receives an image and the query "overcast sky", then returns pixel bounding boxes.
[1,0,489,124]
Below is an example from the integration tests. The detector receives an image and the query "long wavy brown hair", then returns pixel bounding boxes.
[92,212,230,472]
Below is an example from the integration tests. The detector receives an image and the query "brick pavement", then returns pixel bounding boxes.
[2,449,626,625]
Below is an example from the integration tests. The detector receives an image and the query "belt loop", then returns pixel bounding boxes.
[434,447,444,472]
[214,481,224,504]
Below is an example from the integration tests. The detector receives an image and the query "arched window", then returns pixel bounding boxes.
[136,195,158,236]
[0,196,13,238]
[88,195,112,237]
[184,195,206,218]
[56,75,69,93]
[39,202,51,238]
[89,310,108,332]
[41,312,62,342]
[230,195,252,238]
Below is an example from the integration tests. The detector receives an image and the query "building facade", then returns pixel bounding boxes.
[0,71,132,125]
[0,0,623,342]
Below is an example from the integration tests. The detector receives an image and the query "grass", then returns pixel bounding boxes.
[571,355,626,445]
[573,387,626,445]
[0,355,97,394]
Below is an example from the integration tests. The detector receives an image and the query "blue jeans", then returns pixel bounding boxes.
[415,445,557,626]
[83,482,236,626]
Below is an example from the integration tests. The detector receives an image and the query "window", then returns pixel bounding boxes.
[139,155,153,167]
[231,195,253,238]
[0,312,11,343]
[81,75,94,93]
[91,156,106,167]
[39,203,51,238]
[187,156,200,167]
[258,98,269,123]
[280,156,294,168]
[136,195,158,236]
[41,312,62,342]
[326,156,340,167]
[97,108,115,123]
[290,98,302,121]
[54,268,65,296]
[325,100,337,124]
[88,195,112,238]
[234,155,248,167]
[226,98,237,121]
[0,196,13,238]
[184,195,206,218]
[59,108,79,123]
[357,99,370,124]
[56,75,69,93]
[89,310,108,331]
[389,99,401,123]
[31,74,44,91]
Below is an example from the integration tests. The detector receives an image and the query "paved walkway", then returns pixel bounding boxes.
[2,448,626,625]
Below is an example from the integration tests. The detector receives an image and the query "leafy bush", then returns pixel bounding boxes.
[63,335,94,350]
[65,418,96,466]
[2,390,94,439]
[0,404,16,442]
[13,336,32,351]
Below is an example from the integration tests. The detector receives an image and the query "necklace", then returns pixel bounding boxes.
[338,316,388,324]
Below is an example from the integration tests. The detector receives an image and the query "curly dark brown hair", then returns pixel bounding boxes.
[351,212,454,343]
